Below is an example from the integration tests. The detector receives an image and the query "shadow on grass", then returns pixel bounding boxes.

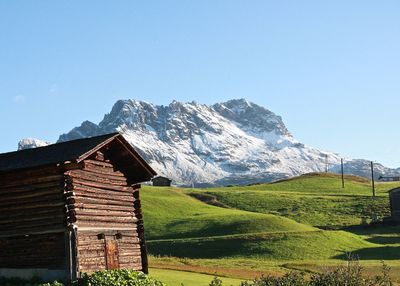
[157,220,247,240]
[342,223,400,236]
[334,246,400,260]
[147,236,275,259]
[366,236,400,245]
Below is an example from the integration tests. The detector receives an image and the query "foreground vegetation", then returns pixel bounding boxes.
[6,173,395,285]
[140,173,400,284]
[0,262,394,286]
[150,268,244,286]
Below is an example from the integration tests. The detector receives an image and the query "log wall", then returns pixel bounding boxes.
[0,233,65,268]
[390,188,400,222]
[0,167,67,269]
[75,230,142,273]
[65,152,146,274]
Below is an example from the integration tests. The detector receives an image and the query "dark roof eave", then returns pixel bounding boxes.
[115,136,157,179]
[0,133,156,182]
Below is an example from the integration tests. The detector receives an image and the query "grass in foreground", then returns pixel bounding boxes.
[149,268,244,286]
[149,256,400,283]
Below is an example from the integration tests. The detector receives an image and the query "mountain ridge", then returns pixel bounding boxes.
[19,98,400,186]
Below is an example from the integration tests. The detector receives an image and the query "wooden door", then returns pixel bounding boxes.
[105,239,119,270]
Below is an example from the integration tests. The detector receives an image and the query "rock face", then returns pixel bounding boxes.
[330,159,400,181]
[18,138,50,150]
[58,98,342,186]
[20,98,400,186]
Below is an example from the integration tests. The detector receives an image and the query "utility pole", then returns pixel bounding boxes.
[341,158,345,188]
[325,154,328,173]
[370,161,375,197]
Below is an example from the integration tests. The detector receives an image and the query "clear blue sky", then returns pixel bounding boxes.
[1,1,399,167]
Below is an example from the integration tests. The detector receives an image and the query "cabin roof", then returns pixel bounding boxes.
[0,133,156,183]
[389,187,400,193]
[152,176,172,181]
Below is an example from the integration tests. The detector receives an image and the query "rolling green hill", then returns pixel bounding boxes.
[140,173,400,283]
[141,186,314,240]
[193,173,396,227]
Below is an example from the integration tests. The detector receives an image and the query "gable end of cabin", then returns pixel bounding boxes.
[0,133,156,284]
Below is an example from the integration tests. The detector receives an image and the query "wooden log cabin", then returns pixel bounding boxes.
[0,133,156,284]
[151,176,172,187]
[389,187,400,222]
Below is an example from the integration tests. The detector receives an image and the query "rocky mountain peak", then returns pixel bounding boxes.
[18,138,50,150]
[214,99,291,137]
[51,98,399,186]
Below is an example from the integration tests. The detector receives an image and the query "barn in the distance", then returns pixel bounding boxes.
[0,133,156,284]
[151,176,172,187]
[389,188,400,222]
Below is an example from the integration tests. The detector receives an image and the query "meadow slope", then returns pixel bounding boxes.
[141,173,400,283]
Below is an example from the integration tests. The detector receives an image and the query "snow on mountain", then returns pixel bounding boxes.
[330,159,400,180]
[17,98,398,186]
[57,98,348,186]
[18,138,50,150]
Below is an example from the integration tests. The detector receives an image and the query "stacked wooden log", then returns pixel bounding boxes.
[0,167,67,268]
[65,152,144,273]
[0,233,65,268]
[0,133,153,279]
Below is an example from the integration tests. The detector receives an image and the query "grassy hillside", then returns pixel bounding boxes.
[147,230,378,260]
[194,173,397,227]
[140,173,400,282]
[141,186,314,240]
[212,173,398,196]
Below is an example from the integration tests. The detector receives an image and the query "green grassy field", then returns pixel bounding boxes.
[191,173,393,227]
[149,268,244,286]
[141,173,400,284]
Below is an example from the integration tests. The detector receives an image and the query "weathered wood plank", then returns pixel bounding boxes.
[0,187,62,201]
[0,180,63,194]
[77,215,137,223]
[69,196,135,207]
[83,159,115,168]
[0,175,64,189]
[73,208,135,218]
[68,169,127,184]
[81,164,126,178]
[0,193,64,207]
[71,203,134,212]
[71,178,131,192]
[77,221,137,229]
[72,187,135,201]
[0,202,65,212]
[0,233,65,268]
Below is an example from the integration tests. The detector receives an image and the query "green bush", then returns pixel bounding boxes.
[239,272,308,286]
[77,269,167,286]
[0,276,63,286]
[0,270,164,286]
[236,260,392,286]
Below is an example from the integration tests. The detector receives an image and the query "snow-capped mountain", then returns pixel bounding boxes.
[19,98,400,186]
[18,138,50,150]
[330,159,400,180]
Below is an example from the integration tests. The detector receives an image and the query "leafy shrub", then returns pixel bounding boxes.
[236,260,392,286]
[309,260,392,286]
[77,269,167,286]
[0,270,164,286]
[0,276,63,286]
[209,276,223,286]
[239,272,308,286]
